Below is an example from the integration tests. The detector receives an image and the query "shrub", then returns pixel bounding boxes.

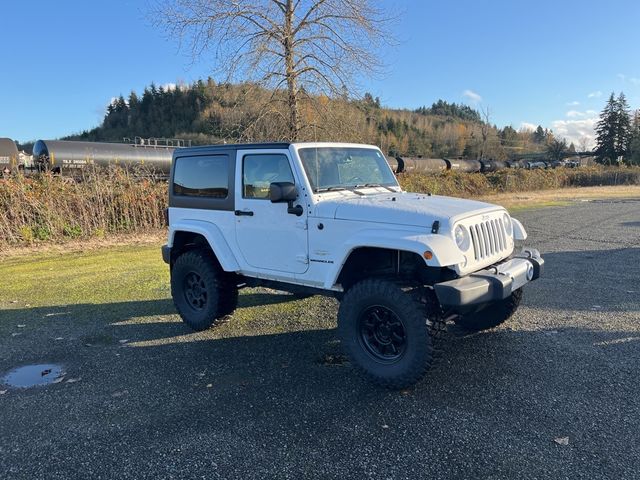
[397,166,640,198]
[0,167,167,247]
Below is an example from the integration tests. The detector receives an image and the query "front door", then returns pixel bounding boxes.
[234,150,309,274]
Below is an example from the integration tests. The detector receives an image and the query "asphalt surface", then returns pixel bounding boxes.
[1,199,640,479]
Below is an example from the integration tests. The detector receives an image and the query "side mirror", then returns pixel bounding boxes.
[269,182,297,203]
[269,181,303,216]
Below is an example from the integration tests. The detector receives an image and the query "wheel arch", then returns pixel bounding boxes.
[323,231,465,290]
[168,220,240,272]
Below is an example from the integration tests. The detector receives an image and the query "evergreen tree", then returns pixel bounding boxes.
[616,92,631,160]
[533,125,546,144]
[500,126,518,145]
[595,92,631,165]
[415,100,481,122]
[627,110,640,166]
[546,137,568,162]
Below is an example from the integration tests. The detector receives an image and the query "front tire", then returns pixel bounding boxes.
[454,289,523,332]
[337,279,436,389]
[171,250,238,331]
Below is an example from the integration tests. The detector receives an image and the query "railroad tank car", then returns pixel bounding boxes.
[32,140,174,174]
[479,159,508,172]
[444,158,481,173]
[391,156,447,174]
[526,161,547,170]
[506,159,525,169]
[0,138,19,172]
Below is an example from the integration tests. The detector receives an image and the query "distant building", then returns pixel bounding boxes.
[18,151,33,168]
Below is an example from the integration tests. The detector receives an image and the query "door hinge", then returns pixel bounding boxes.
[296,254,309,264]
[295,219,308,230]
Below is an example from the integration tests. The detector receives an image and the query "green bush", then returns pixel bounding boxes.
[62,224,83,238]
[0,167,167,247]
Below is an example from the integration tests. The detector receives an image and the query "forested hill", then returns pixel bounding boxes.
[64,79,554,160]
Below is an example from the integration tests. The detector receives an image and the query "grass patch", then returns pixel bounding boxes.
[0,244,337,341]
[0,244,169,308]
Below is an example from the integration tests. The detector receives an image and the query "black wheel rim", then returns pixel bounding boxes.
[358,305,407,363]
[183,271,208,311]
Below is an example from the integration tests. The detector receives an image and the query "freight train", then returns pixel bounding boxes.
[389,156,533,174]
[1,137,589,177]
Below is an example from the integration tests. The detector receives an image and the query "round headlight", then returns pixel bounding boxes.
[503,212,513,236]
[454,225,471,251]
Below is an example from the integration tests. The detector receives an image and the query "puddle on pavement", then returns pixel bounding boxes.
[2,364,65,388]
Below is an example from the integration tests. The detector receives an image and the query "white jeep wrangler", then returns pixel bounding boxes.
[162,142,543,388]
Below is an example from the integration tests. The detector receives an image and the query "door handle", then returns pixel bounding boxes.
[234,210,254,216]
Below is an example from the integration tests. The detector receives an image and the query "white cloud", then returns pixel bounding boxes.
[587,91,602,98]
[566,101,580,106]
[462,89,482,103]
[566,110,586,118]
[551,116,598,149]
[162,83,178,91]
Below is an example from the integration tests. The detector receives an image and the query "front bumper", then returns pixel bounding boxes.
[433,249,544,308]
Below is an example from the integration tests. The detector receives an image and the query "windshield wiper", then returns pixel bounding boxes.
[315,186,348,193]
[316,186,366,196]
[354,183,397,192]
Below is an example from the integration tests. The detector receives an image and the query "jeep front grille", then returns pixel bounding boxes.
[469,218,509,261]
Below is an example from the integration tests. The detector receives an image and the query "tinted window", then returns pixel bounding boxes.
[173,155,229,198]
[243,154,294,199]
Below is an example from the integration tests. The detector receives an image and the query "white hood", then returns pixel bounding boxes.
[313,191,503,227]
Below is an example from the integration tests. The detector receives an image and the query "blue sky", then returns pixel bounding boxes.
[2,0,639,147]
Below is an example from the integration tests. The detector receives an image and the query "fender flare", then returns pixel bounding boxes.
[168,220,240,272]
[323,230,464,289]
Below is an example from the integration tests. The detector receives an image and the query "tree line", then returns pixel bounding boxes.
[66,79,569,161]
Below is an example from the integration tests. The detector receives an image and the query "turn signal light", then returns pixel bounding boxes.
[423,251,433,260]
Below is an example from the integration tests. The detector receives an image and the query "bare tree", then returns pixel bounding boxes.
[152,0,394,141]
[479,106,491,160]
[578,136,591,153]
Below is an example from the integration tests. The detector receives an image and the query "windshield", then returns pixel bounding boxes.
[298,147,398,192]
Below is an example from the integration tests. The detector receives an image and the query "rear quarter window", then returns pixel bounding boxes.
[173,155,229,198]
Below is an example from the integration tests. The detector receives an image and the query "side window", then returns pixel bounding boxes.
[243,154,294,199]
[173,155,229,198]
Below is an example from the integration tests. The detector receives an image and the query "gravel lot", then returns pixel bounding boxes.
[1,199,639,479]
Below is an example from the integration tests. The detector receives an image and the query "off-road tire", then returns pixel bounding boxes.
[292,292,313,300]
[217,274,239,317]
[171,249,238,331]
[454,288,523,332]
[337,278,439,389]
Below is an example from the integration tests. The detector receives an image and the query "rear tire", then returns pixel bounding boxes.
[455,289,523,332]
[337,278,436,389]
[171,250,238,331]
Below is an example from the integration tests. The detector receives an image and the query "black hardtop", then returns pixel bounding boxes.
[173,142,291,159]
